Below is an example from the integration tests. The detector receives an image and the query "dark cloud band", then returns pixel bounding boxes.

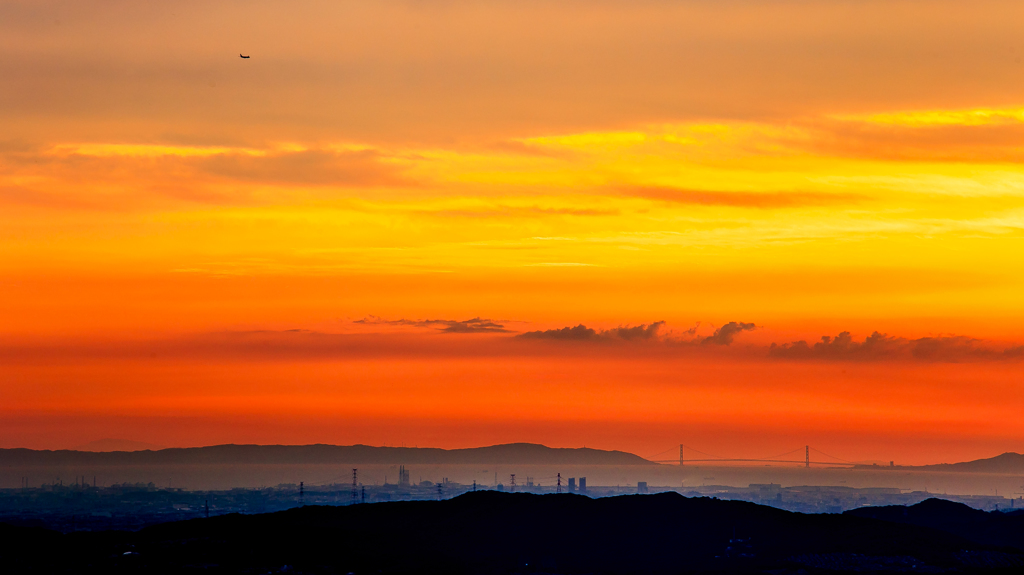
[354,316,509,333]
[770,331,1024,362]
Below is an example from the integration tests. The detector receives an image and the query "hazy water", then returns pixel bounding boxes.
[3,463,1022,496]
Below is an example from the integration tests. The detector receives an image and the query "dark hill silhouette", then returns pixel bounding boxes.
[0,442,653,466]
[3,491,1023,574]
[855,452,1024,473]
[846,498,1024,549]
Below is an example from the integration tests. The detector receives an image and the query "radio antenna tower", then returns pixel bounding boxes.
[352,469,358,504]
[557,473,562,494]
[510,474,516,493]
[299,481,304,506]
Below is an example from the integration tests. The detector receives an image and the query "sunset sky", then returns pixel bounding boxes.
[3,0,1024,464]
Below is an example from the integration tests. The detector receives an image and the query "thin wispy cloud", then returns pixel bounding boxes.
[621,186,862,208]
[354,316,510,333]
[418,206,617,219]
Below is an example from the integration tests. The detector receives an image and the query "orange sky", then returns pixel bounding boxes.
[2,0,1024,462]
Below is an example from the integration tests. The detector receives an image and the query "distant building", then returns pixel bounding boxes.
[637,482,648,494]
[398,466,411,487]
[568,478,577,492]
[752,483,781,503]
[579,477,587,494]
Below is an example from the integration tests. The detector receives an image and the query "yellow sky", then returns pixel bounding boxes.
[5,112,1024,337]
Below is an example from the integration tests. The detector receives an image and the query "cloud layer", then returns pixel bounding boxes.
[354,316,510,334]
[516,321,761,347]
[770,331,1024,362]
[701,322,757,346]
[517,321,666,342]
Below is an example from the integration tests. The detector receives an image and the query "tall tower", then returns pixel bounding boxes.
[805,446,809,468]
[510,474,516,493]
[352,469,359,503]
[557,473,562,494]
[679,444,684,466]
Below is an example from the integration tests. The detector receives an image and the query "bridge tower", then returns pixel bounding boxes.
[805,446,809,468]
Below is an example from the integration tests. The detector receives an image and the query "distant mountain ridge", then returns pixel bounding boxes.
[915,452,1024,473]
[0,442,654,466]
[854,452,1024,473]
[72,439,167,452]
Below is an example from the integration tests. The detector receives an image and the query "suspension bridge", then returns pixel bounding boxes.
[645,445,862,467]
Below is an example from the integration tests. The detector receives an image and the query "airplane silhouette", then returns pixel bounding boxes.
[240,54,250,59]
